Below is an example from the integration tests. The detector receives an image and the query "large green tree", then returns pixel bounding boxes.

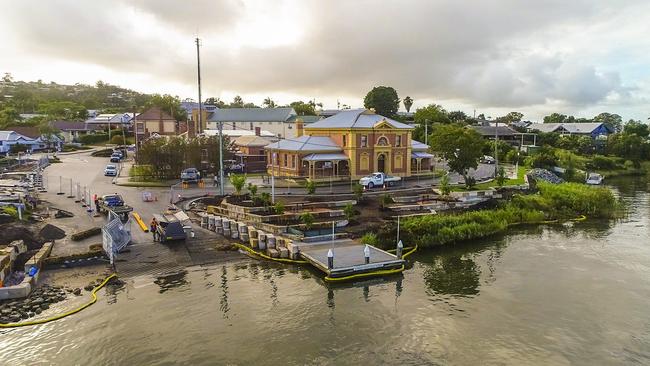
[623,120,650,139]
[38,101,88,120]
[593,112,623,132]
[145,94,187,121]
[363,86,400,117]
[429,124,485,187]
[289,101,316,116]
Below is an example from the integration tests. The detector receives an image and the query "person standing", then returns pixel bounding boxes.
[150,217,158,242]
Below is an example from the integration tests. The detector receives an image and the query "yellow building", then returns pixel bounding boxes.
[264,109,433,179]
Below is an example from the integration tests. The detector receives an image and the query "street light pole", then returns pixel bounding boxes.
[494,119,499,177]
[424,119,429,146]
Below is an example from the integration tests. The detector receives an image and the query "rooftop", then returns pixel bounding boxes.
[264,135,342,152]
[136,107,176,121]
[207,107,296,122]
[233,135,278,147]
[470,125,518,136]
[306,109,413,130]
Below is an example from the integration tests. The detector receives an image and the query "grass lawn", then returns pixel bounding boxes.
[451,165,528,191]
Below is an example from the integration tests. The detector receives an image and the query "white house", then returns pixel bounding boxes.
[0,130,62,155]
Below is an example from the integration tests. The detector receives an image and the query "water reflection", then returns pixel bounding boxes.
[153,270,189,294]
[220,266,230,317]
[423,256,481,297]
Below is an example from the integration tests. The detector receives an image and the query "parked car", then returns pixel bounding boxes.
[181,168,201,183]
[480,155,496,164]
[104,164,117,176]
[359,172,401,188]
[110,152,123,163]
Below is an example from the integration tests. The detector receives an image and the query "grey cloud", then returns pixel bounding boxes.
[1,0,645,111]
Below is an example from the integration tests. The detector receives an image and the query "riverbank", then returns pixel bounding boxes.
[375,182,619,249]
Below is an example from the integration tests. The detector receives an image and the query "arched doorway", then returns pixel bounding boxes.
[377,153,386,173]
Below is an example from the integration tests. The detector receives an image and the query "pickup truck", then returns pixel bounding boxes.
[97,194,133,222]
[180,168,201,183]
[359,172,401,189]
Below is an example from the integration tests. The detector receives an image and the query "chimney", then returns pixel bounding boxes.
[255,127,261,136]
[296,118,304,137]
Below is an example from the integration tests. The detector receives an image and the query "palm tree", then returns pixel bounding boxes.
[403,96,413,113]
[263,97,276,108]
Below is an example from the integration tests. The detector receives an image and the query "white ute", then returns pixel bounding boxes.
[359,172,401,189]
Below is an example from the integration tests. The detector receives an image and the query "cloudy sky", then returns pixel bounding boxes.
[1,0,648,121]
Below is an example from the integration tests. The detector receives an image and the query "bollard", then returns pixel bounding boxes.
[327,249,334,269]
[364,244,370,264]
[396,240,403,259]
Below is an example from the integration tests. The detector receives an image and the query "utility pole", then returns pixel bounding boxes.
[196,37,203,134]
[424,119,429,146]
[494,119,499,177]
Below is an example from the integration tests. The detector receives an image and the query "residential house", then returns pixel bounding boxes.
[85,113,134,127]
[264,109,433,179]
[50,121,103,143]
[232,129,279,173]
[134,107,178,144]
[469,125,521,145]
[0,128,63,155]
[529,122,614,139]
[197,107,299,138]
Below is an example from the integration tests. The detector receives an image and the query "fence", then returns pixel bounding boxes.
[102,210,132,266]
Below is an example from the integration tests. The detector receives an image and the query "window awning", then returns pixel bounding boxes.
[412,152,434,159]
[302,153,349,162]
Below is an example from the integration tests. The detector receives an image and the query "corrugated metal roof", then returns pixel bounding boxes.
[264,135,342,152]
[0,130,37,141]
[470,125,517,136]
[562,123,610,134]
[207,107,296,122]
[233,135,277,147]
[306,109,413,130]
[302,153,349,161]
[203,129,276,138]
[412,152,434,159]
[411,140,429,151]
[529,123,562,133]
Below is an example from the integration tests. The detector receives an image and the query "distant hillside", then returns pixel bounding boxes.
[0,76,151,114]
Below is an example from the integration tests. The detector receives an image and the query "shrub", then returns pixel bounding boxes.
[2,205,19,218]
[343,202,356,221]
[304,180,316,195]
[79,133,109,145]
[586,155,620,170]
[273,201,285,215]
[247,183,258,198]
[110,135,126,145]
[439,174,451,195]
[300,212,315,230]
[360,232,379,246]
[624,160,635,169]
[129,165,158,182]
[352,183,364,202]
[229,174,246,195]
[496,167,507,187]
[380,193,393,210]
[258,192,272,209]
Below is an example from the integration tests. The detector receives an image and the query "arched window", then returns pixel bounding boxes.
[377,136,389,146]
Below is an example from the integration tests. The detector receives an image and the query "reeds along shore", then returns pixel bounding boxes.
[380,182,619,248]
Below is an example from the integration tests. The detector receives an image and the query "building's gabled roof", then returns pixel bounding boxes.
[233,135,278,147]
[529,123,563,133]
[529,122,612,135]
[7,126,41,139]
[206,107,296,123]
[561,123,613,134]
[180,101,218,113]
[306,109,412,130]
[411,140,429,151]
[0,131,34,142]
[264,135,342,152]
[470,125,517,137]
[136,107,176,121]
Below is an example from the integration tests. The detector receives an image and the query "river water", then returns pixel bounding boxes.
[1,177,649,365]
